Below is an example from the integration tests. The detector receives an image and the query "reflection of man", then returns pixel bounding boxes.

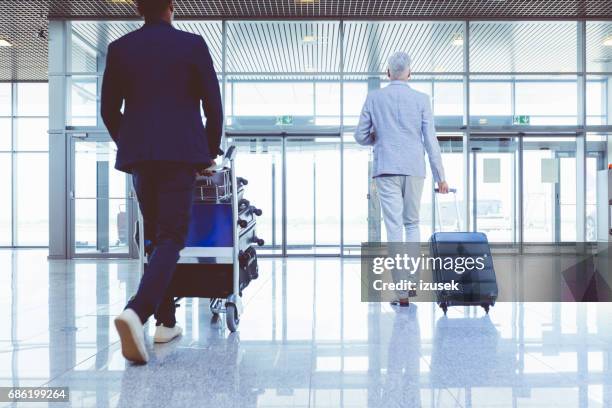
[101,0,223,364]
[381,305,421,406]
[354,52,448,306]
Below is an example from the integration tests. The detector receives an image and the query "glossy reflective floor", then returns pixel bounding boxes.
[2,250,612,408]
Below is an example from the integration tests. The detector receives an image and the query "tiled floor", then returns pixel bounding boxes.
[2,249,612,407]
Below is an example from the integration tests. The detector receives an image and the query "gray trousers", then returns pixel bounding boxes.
[375,175,425,300]
[375,175,425,243]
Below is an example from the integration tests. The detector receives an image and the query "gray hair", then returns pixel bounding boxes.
[387,52,412,79]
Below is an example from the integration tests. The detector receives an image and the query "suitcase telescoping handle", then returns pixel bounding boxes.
[434,188,462,232]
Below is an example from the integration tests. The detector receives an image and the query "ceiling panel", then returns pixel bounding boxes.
[46,0,612,20]
[1,0,612,81]
[71,21,223,70]
[470,22,578,73]
[227,21,340,73]
[343,22,465,73]
[0,1,49,81]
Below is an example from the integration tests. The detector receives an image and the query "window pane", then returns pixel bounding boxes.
[15,153,49,246]
[69,76,98,126]
[315,82,340,125]
[434,81,464,126]
[587,76,610,126]
[0,83,10,116]
[515,80,577,125]
[14,118,48,151]
[73,141,128,255]
[0,153,11,245]
[0,118,10,151]
[410,81,432,98]
[233,82,314,116]
[470,82,512,125]
[343,82,368,126]
[70,34,98,73]
[17,83,48,116]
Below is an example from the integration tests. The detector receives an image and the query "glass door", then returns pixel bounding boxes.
[470,133,578,244]
[522,135,577,243]
[285,136,341,255]
[230,136,283,256]
[69,133,136,258]
[469,135,519,242]
[227,133,341,256]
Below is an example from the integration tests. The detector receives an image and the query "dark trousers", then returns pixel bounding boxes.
[126,162,196,327]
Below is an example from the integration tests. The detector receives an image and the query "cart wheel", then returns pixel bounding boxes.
[482,304,490,314]
[226,304,240,332]
[441,304,448,315]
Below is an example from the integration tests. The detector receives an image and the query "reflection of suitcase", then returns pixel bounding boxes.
[430,316,504,388]
[430,189,498,315]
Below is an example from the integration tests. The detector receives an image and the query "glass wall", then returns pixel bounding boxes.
[0,83,49,247]
[42,19,612,255]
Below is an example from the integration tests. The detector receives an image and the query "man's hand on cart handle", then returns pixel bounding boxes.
[196,159,217,177]
[437,181,450,194]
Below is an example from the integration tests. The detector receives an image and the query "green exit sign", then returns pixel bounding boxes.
[513,115,530,125]
[276,115,294,126]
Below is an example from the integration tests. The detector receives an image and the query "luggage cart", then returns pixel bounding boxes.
[137,146,263,332]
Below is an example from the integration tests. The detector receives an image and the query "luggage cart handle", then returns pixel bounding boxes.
[434,187,462,231]
[195,145,237,179]
[224,146,237,162]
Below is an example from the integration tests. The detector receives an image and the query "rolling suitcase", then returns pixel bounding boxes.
[429,188,498,315]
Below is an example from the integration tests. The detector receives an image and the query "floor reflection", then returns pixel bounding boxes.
[1,250,612,407]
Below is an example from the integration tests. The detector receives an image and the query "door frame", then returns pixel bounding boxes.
[468,131,584,244]
[67,131,137,259]
[226,131,343,257]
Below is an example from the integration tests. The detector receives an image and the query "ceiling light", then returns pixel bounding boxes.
[302,35,317,43]
[0,39,12,47]
[296,0,317,4]
[452,34,464,47]
[603,36,612,47]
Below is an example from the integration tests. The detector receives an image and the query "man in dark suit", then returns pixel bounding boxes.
[101,0,223,364]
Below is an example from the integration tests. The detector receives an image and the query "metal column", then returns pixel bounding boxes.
[48,20,69,259]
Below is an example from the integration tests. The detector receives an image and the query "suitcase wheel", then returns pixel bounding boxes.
[482,304,490,314]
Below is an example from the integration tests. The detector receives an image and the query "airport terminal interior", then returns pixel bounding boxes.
[1,0,612,407]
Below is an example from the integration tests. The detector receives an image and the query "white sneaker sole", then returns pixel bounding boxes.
[154,328,182,344]
[114,317,148,364]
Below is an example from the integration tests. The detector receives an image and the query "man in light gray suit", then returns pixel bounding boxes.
[355,52,449,306]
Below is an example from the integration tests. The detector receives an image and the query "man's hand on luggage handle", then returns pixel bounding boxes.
[196,159,217,177]
[437,181,449,194]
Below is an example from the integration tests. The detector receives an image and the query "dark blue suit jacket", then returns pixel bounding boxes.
[101,20,223,173]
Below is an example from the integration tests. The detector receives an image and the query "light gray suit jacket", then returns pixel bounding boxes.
[354,81,446,182]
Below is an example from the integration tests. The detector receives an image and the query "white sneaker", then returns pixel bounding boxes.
[114,309,149,364]
[154,324,183,343]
